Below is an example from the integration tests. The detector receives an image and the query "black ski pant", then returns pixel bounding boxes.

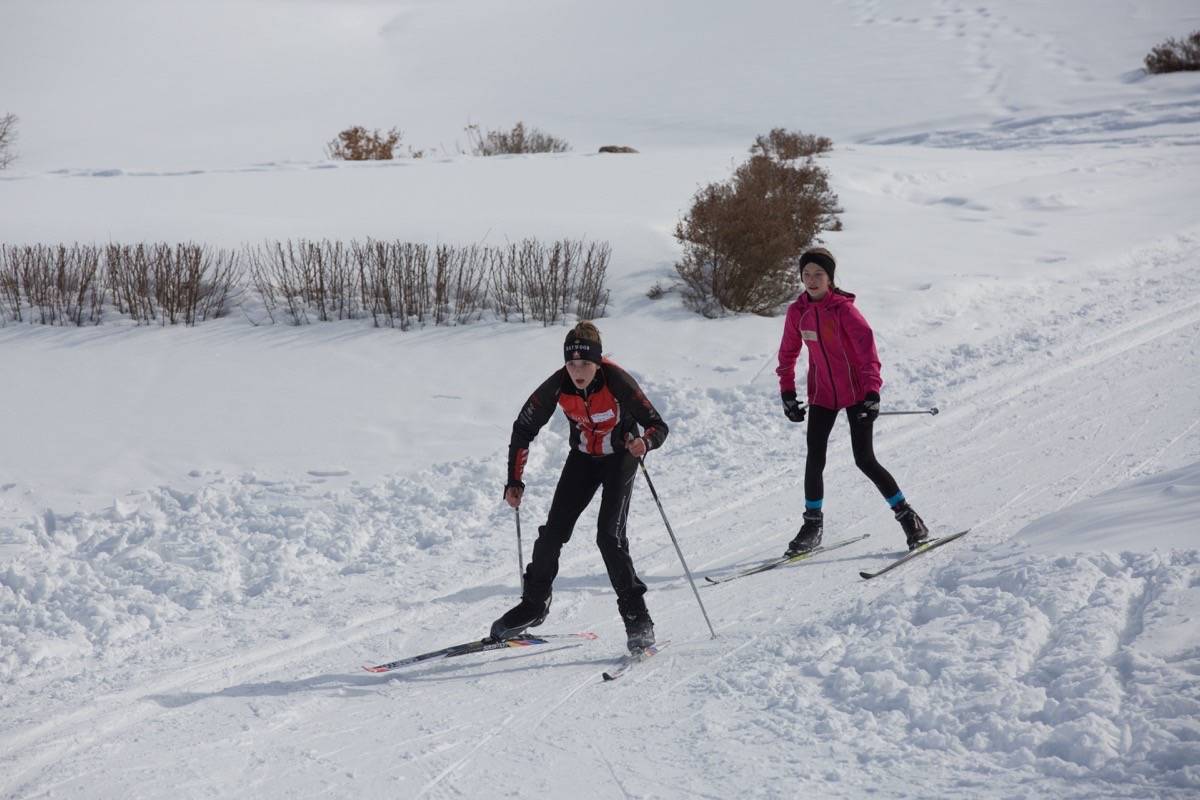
[805,404,901,504]
[523,448,648,619]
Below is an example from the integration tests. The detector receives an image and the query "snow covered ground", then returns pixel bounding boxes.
[2,1,1199,798]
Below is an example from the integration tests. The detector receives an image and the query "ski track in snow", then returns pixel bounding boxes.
[2,230,1199,797]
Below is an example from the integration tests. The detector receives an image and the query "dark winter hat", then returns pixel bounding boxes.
[799,247,836,281]
[564,326,602,364]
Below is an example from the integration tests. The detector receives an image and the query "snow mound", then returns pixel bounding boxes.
[699,545,1200,795]
[1016,461,1200,554]
[695,465,1200,796]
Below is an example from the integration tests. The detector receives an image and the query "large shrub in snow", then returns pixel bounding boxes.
[674,129,841,317]
[1144,31,1200,74]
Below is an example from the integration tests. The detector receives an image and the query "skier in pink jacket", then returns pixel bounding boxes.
[776,247,929,555]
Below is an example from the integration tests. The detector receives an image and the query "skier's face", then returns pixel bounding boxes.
[565,358,598,389]
[802,265,830,299]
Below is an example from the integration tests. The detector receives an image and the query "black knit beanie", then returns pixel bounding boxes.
[564,331,602,364]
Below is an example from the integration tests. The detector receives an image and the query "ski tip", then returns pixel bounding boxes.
[858,571,874,580]
[363,664,387,673]
[703,576,719,584]
[578,631,600,640]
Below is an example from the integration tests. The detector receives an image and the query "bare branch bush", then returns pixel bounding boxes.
[353,240,434,328]
[0,113,17,170]
[0,246,24,323]
[514,240,557,324]
[246,240,361,324]
[107,243,154,322]
[106,243,236,325]
[0,244,103,325]
[445,245,488,325]
[575,241,611,320]
[151,244,238,325]
[465,121,571,156]
[675,130,842,317]
[488,244,526,323]
[355,239,403,329]
[497,238,602,326]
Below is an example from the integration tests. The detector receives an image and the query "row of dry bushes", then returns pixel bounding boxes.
[246,238,608,327]
[327,121,570,161]
[0,238,609,328]
[0,243,236,326]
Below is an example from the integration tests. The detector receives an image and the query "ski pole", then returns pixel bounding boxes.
[514,506,525,592]
[635,457,718,640]
[879,407,939,416]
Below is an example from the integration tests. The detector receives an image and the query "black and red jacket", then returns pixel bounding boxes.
[507,358,669,486]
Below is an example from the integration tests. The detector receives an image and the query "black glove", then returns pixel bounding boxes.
[781,390,806,423]
[856,391,880,423]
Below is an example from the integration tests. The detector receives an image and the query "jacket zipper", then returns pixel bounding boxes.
[814,306,840,408]
[581,386,602,455]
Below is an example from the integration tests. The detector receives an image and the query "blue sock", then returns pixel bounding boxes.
[886,492,905,509]
[805,498,823,511]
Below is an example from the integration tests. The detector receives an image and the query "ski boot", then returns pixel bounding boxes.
[623,611,655,653]
[489,592,552,641]
[894,502,929,550]
[785,510,823,556]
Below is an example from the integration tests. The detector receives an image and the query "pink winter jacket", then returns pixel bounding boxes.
[776,289,883,411]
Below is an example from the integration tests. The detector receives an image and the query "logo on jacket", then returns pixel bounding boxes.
[801,329,818,341]
[590,409,616,423]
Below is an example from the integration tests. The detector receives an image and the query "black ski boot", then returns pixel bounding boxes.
[489,593,552,641]
[623,611,655,653]
[894,502,929,550]
[785,510,823,556]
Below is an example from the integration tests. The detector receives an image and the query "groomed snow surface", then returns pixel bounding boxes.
[2,1,1200,798]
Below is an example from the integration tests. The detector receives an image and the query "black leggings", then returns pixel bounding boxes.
[524,449,648,618]
[805,404,901,504]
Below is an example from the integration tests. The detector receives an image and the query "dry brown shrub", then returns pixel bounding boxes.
[1145,31,1200,74]
[326,126,408,160]
[107,243,237,325]
[0,244,103,325]
[674,131,841,317]
[465,122,571,156]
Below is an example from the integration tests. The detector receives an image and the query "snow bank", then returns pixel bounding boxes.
[1016,461,1200,554]
[697,465,1200,795]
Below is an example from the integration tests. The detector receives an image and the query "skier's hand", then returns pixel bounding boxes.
[504,481,524,508]
[782,390,806,423]
[627,436,648,458]
[856,392,881,423]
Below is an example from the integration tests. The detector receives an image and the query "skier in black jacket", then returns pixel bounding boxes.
[491,321,669,652]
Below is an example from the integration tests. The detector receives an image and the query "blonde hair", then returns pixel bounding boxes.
[572,320,601,344]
